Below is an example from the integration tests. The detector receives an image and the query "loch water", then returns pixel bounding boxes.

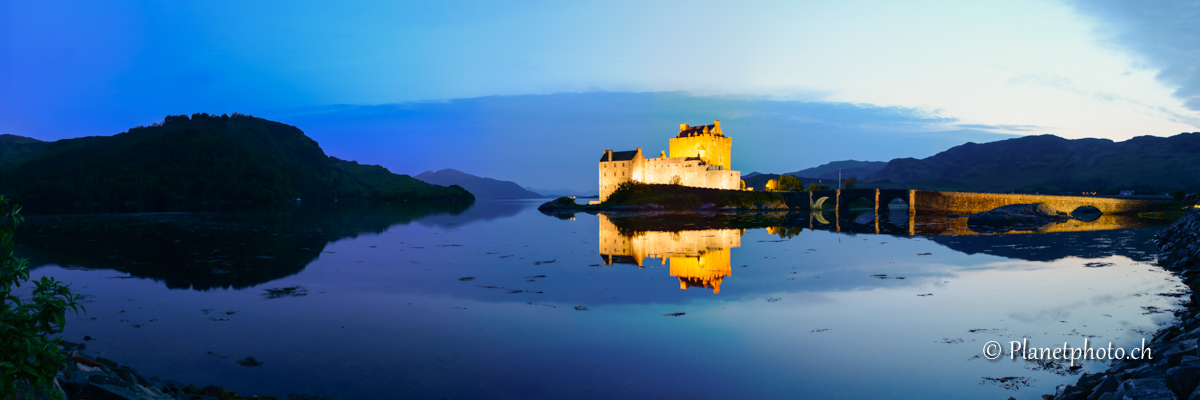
[20,200,1187,399]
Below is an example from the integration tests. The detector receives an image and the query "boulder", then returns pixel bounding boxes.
[967,203,1073,233]
[1109,378,1176,400]
[537,197,578,212]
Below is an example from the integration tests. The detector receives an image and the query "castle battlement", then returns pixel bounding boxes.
[597,120,741,201]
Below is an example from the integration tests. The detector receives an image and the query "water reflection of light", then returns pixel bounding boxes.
[598,214,741,293]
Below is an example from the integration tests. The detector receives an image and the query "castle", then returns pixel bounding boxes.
[597,120,741,202]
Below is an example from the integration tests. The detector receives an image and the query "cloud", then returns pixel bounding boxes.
[1069,1,1200,111]
[269,91,1020,192]
[955,124,1049,133]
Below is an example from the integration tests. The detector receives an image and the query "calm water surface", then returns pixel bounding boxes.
[20,200,1185,399]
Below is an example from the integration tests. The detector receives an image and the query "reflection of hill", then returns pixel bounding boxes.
[414,200,529,228]
[598,214,742,293]
[19,202,468,290]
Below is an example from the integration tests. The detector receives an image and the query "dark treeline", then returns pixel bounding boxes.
[0,113,473,205]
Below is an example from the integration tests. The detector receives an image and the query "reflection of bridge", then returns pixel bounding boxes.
[598,215,741,294]
[783,189,1171,215]
[792,211,1164,236]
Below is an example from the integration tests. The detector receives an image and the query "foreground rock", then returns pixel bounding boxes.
[1050,211,1200,399]
[41,341,333,400]
[966,203,1077,233]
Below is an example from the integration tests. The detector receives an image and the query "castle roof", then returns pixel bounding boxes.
[676,124,725,138]
[600,150,640,162]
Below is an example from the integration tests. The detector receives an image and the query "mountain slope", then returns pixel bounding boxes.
[0,113,473,204]
[0,134,52,166]
[415,169,544,199]
[786,160,886,180]
[865,133,1200,193]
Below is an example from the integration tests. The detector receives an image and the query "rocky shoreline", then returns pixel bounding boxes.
[42,341,332,400]
[1050,211,1200,400]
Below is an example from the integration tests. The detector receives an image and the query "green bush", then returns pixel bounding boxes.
[1,196,83,399]
[778,175,803,192]
[808,183,831,191]
[606,180,652,204]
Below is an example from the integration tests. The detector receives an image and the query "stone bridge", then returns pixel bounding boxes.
[782,189,1172,216]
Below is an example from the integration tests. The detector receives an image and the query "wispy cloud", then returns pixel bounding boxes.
[1068,1,1200,113]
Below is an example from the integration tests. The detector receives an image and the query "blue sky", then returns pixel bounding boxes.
[2,0,1198,191]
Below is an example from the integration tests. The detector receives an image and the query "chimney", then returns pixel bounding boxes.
[680,123,689,132]
[605,149,613,161]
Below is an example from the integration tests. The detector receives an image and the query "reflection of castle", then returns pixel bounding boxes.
[597,214,742,293]
[597,121,742,202]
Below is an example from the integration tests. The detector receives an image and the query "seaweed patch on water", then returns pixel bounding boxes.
[810,328,830,333]
[1084,262,1115,268]
[662,312,686,317]
[574,306,588,311]
[767,297,782,303]
[533,259,556,265]
[1024,357,1083,376]
[979,376,1034,390]
[262,286,308,299]
[458,276,476,281]
[871,274,906,280]
[1143,306,1167,315]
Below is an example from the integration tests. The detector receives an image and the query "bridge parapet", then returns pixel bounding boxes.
[911,191,1168,215]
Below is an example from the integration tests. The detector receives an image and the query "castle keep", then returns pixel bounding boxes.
[598,120,741,201]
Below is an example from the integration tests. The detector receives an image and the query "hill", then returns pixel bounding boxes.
[785,160,886,180]
[0,134,53,166]
[864,133,1200,193]
[328,157,471,201]
[0,113,473,205]
[415,169,544,199]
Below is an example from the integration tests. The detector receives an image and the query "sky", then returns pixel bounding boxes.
[2,0,1198,192]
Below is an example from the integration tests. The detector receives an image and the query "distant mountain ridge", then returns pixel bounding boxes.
[0,113,473,205]
[416,169,544,199]
[786,160,886,180]
[864,133,1200,193]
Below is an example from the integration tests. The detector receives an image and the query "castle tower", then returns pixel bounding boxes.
[669,120,732,170]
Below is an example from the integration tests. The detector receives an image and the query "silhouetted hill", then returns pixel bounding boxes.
[786,160,886,180]
[415,169,544,199]
[0,113,473,205]
[0,134,52,166]
[329,157,471,201]
[865,133,1200,193]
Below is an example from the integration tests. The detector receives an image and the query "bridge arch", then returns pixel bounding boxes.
[812,196,831,209]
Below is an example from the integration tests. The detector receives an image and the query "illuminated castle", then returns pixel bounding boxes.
[597,120,742,202]
[597,214,741,294]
